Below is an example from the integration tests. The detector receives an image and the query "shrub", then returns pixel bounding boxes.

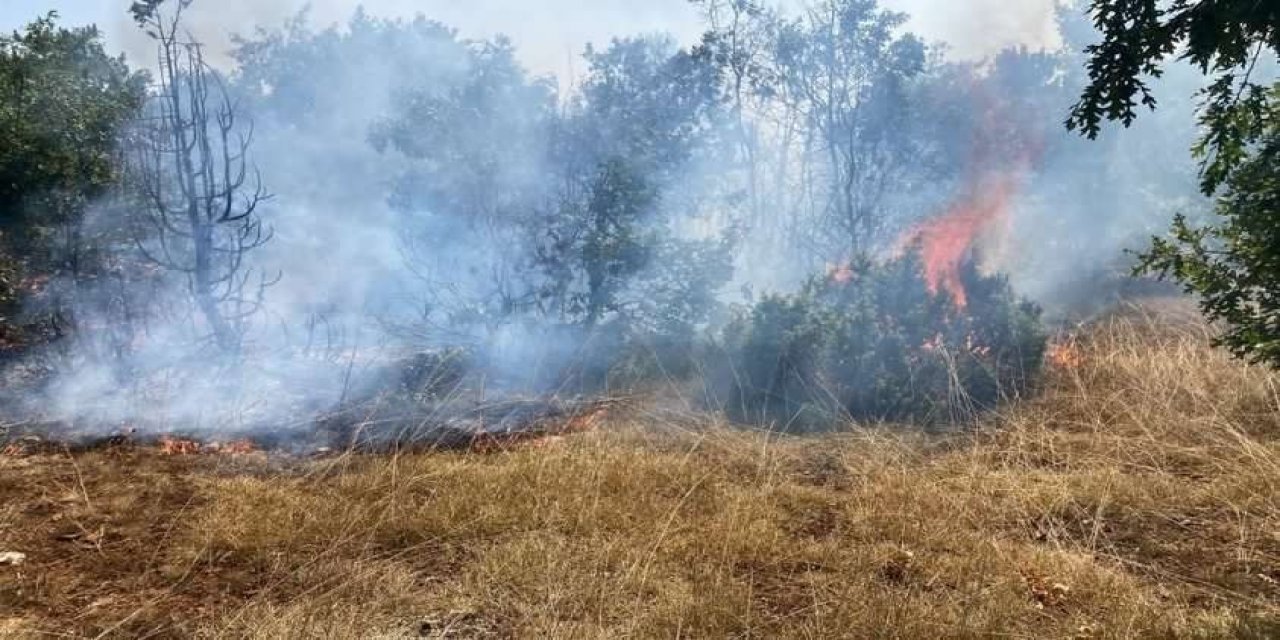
[722,253,1045,428]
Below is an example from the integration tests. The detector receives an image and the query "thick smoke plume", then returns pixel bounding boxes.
[0,0,1208,441]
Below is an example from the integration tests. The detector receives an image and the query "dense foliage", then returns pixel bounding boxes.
[723,253,1045,428]
[0,14,145,347]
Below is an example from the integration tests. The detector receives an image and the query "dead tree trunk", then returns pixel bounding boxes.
[124,2,273,352]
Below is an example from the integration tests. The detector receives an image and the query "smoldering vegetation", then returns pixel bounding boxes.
[2,305,1277,638]
[0,1,1207,450]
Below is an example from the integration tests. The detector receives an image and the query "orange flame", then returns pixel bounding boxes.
[897,78,1043,310]
[158,437,258,455]
[1047,339,1084,370]
[468,405,607,454]
[159,436,201,455]
[211,440,258,455]
[901,171,1020,309]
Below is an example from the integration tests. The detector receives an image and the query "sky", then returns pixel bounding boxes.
[2,0,1066,80]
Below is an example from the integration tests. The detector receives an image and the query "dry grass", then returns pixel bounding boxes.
[1,303,1277,638]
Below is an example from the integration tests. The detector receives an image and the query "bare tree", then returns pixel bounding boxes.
[695,0,774,226]
[124,0,274,352]
[772,0,926,257]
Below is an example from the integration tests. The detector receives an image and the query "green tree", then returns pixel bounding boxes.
[1067,0,1280,365]
[0,13,146,346]
[579,158,656,326]
[772,0,927,254]
[537,35,727,329]
[1142,97,1279,364]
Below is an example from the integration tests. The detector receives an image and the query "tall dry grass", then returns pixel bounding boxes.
[1,303,1277,638]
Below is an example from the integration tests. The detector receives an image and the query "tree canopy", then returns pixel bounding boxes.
[1068,0,1276,193]
[1068,0,1280,366]
[0,13,145,228]
[0,13,145,343]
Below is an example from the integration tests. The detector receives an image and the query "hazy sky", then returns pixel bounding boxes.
[2,0,1065,79]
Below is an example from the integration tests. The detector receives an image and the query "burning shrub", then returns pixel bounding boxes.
[722,252,1045,428]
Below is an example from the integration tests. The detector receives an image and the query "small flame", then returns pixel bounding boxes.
[922,333,945,352]
[468,405,606,454]
[965,333,992,359]
[211,440,258,455]
[1047,339,1083,370]
[159,437,258,455]
[827,262,855,285]
[159,436,201,455]
[920,332,993,359]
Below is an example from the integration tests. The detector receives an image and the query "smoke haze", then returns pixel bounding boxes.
[4,0,1066,81]
[0,0,1210,438]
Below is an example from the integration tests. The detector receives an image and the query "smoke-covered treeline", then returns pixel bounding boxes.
[0,0,1207,436]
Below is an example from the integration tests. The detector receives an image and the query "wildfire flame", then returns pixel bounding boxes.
[468,405,607,454]
[157,437,258,455]
[159,436,201,455]
[920,332,993,359]
[1047,338,1084,370]
[211,440,258,455]
[901,171,1020,309]
[826,262,855,285]
[897,81,1042,310]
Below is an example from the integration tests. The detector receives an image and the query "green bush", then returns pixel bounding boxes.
[722,253,1046,429]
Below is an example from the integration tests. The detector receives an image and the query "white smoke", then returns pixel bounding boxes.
[5,0,1066,80]
[0,0,1210,438]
